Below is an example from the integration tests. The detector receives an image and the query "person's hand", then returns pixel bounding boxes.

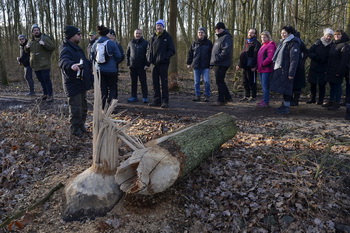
[39,40,45,45]
[25,44,30,48]
[251,68,256,72]
[71,63,81,71]
[144,66,149,70]
[187,65,191,69]
[235,65,240,71]
[288,76,294,80]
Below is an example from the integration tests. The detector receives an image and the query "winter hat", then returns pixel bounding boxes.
[31,24,40,32]
[109,29,116,36]
[18,34,26,40]
[215,22,226,30]
[97,25,110,36]
[64,25,80,39]
[156,19,165,28]
[323,28,334,36]
[198,27,207,34]
[89,30,97,36]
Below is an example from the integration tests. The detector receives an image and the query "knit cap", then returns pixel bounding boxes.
[323,28,334,36]
[215,22,226,30]
[198,27,207,34]
[156,19,165,28]
[31,24,40,32]
[18,34,26,40]
[64,25,80,39]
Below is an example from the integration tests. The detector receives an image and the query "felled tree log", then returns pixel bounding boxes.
[115,113,238,195]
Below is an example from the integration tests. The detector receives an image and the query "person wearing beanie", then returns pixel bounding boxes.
[187,27,213,102]
[17,34,35,96]
[126,29,150,103]
[236,28,261,102]
[210,22,233,106]
[87,30,98,60]
[25,23,55,102]
[146,19,176,108]
[91,25,122,109]
[59,25,93,137]
[307,29,334,105]
[270,25,300,114]
[325,29,350,111]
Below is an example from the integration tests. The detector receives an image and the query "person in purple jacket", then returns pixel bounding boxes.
[256,31,276,107]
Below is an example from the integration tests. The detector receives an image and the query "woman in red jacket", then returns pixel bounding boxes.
[256,31,276,107]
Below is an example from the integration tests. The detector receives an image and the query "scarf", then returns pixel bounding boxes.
[320,37,332,47]
[273,34,295,70]
[246,37,256,43]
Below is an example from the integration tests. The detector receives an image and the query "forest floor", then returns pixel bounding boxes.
[0,70,350,233]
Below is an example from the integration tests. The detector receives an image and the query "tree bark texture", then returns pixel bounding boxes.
[116,113,238,195]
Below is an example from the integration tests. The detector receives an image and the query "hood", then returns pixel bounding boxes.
[97,36,109,43]
[335,32,350,44]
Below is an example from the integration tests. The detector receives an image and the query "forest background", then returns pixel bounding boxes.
[1,0,350,86]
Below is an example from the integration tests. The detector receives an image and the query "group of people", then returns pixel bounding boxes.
[186,24,350,120]
[17,21,350,136]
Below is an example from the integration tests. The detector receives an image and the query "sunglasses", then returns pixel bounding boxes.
[19,39,25,41]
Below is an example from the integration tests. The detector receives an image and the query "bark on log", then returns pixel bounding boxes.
[115,113,238,195]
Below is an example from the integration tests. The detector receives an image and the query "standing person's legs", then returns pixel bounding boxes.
[130,67,138,98]
[34,70,47,97]
[68,92,84,136]
[24,66,35,95]
[100,73,109,109]
[318,84,326,104]
[151,65,162,105]
[41,69,53,97]
[260,72,270,104]
[159,64,169,104]
[242,69,250,98]
[248,70,257,99]
[307,83,317,103]
[138,68,148,100]
[345,77,350,104]
[193,69,201,97]
[202,68,211,98]
[214,66,231,103]
[104,72,118,104]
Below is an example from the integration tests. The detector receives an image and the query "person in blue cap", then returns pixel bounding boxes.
[146,19,176,108]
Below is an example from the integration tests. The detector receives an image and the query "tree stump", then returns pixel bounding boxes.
[115,113,238,195]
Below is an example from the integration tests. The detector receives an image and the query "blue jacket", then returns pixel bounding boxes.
[59,39,93,97]
[91,36,122,73]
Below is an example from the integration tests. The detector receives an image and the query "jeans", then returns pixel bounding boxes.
[329,82,342,103]
[130,67,148,98]
[152,64,169,104]
[68,92,87,134]
[243,69,257,98]
[100,71,118,109]
[24,66,34,94]
[259,72,270,103]
[35,69,53,96]
[213,66,231,103]
[194,68,210,97]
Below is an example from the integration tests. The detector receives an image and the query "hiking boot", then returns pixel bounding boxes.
[26,92,35,96]
[193,96,200,101]
[316,100,323,105]
[275,105,290,114]
[322,101,331,107]
[161,102,169,108]
[46,96,54,102]
[248,97,256,102]
[240,97,249,101]
[327,102,340,111]
[40,95,48,100]
[203,96,210,102]
[128,97,138,102]
[142,98,148,103]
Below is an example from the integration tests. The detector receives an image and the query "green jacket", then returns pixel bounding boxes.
[25,34,55,71]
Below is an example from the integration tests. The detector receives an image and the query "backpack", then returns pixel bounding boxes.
[95,40,112,64]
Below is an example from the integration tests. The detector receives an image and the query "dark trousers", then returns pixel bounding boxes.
[329,82,342,103]
[130,67,148,98]
[345,77,350,104]
[214,66,231,103]
[68,92,87,134]
[243,69,257,98]
[283,94,292,102]
[24,66,34,94]
[35,69,53,96]
[100,71,118,109]
[152,64,169,104]
[310,83,326,101]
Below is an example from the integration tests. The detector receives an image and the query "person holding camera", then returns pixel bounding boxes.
[17,34,35,96]
[59,25,93,137]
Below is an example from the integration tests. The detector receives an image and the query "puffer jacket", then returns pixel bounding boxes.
[59,39,93,97]
[25,34,55,71]
[187,37,213,69]
[326,33,350,84]
[210,30,233,67]
[147,30,176,65]
[238,37,261,70]
[257,40,276,73]
[126,37,150,68]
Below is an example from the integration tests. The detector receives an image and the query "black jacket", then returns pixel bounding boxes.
[147,30,176,65]
[59,39,93,97]
[293,37,308,89]
[116,41,125,65]
[326,33,350,84]
[187,37,213,69]
[238,37,261,70]
[126,37,150,68]
[308,39,332,85]
[18,40,30,67]
[210,30,233,67]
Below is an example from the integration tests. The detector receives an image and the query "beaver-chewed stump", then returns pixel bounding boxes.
[115,112,238,195]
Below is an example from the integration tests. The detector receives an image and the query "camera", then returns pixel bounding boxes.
[76,59,84,78]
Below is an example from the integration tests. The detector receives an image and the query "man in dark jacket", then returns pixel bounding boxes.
[59,25,93,137]
[210,22,233,106]
[147,19,176,108]
[187,27,213,102]
[17,34,35,96]
[126,29,150,103]
[236,28,261,101]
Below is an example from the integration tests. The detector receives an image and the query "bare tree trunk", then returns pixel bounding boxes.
[168,0,178,90]
[131,0,140,38]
